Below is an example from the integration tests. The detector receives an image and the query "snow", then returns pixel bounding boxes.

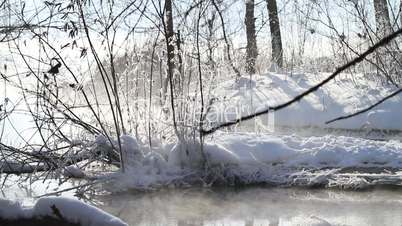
[97,131,402,190]
[210,132,402,168]
[282,215,332,226]
[63,165,86,178]
[120,134,144,168]
[212,134,296,164]
[168,140,204,169]
[0,199,29,219]
[92,72,402,189]
[204,143,240,165]
[0,197,127,226]
[207,72,402,131]
[143,151,169,173]
[33,197,127,226]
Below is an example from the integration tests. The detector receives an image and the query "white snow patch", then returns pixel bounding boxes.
[204,143,240,165]
[63,165,86,178]
[100,132,402,189]
[208,73,402,130]
[211,132,402,168]
[168,139,204,169]
[0,197,127,226]
[120,134,144,168]
[282,215,333,226]
[0,199,30,219]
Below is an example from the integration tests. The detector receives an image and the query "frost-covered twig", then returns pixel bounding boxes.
[0,141,119,175]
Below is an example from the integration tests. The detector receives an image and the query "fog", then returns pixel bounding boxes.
[98,187,402,226]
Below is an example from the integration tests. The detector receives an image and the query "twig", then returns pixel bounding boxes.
[326,88,402,124]
[211,0,241,78]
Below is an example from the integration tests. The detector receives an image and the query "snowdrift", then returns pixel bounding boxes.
[99,131,402,191]
[207,73,402,131]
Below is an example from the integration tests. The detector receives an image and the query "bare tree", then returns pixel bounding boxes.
[400,0,402,28]
[245,0,258,74]
[163,0,176,86]
[266,0,283,68]
[374,0,392,37]
[162,0,179,134]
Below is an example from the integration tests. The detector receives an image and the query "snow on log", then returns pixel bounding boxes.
[63,165,86,178]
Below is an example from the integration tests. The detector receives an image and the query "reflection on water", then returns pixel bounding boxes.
[98,187,402,226]
[0,175,80,205]
[2,175,402,226]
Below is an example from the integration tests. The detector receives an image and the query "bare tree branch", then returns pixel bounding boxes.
[326,88,402,124]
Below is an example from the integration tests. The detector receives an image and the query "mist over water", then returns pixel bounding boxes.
[98,187,402,226]
[3,175,402,226]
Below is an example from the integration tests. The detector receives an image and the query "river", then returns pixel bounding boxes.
[97,186,402,226]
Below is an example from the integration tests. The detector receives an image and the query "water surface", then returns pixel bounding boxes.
[97,187,402,226]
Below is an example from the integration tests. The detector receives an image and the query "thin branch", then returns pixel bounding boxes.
[211,0,241,78]
[326,88,402,124]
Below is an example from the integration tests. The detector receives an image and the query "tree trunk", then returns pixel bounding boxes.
[163,0,179,135]
[400,0,402,29]
[207,12,216,69]
[266,0,283,68]
[245,0,258,74]
[374,0,392,37]
[164,0,175,81]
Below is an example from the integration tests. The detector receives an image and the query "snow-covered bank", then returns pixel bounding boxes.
[207,73,402,131]
[0,197,127,226]
[50,72,402,190]
[206,132,402,188]
[212,132,402,168]
[99,132,402,190]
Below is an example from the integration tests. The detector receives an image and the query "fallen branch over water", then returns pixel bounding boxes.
[0,140,121,175]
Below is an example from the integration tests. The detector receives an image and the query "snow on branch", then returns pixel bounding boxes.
[0,140,120,175]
